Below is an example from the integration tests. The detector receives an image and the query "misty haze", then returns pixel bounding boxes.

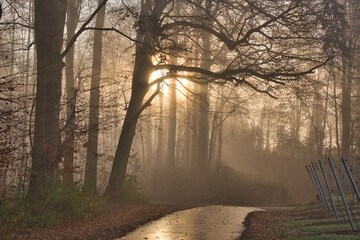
[0,0,359,239]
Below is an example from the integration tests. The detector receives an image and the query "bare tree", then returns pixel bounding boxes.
[28,0,67,197]
[84,0,107,193]
[64,0,82,185]
[104,0,330,197]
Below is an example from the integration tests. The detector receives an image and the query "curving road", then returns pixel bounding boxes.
[117,205,262,240]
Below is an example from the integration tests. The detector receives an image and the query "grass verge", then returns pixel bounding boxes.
[241,200,360,239]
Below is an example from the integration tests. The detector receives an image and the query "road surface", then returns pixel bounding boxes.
[118,205,262,240]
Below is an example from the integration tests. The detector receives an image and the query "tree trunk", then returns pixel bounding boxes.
[265,106,271,152]
[333,74,341,158]
[105,56,151,195]
[64,0,81,185]
[208,112,218,168]
[197,31,211,171]
[105,0,168,197]
[166,2,178,168]
[84,0,106,192]
[290,96,300,158]
[258,106,265,151]
[320,76,330,161]
[191,86,199,168]
[156,90,164,163]
[184,89,192,168]
[28,0,67,197]
[217,109,223,170]
[167,78,177,166]
[341,55,353,159]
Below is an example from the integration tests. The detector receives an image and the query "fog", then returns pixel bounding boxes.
[0,0,359,207]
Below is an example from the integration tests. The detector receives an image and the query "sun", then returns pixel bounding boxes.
[149,70,191,99]
[149,70,169,93]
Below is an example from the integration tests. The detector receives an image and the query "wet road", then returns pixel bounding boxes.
[117,205,262,240]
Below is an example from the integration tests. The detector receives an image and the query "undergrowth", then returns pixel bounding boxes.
[0,183,104,238]
[114,174,150,203]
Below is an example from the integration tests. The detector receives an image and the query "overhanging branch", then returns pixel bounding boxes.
[61,0,108,59]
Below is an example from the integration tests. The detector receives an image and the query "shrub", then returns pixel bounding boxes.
[116,174,150,203]
[0,183,104,238]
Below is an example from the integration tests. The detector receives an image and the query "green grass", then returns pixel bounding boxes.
[290,223,352,235]
[283,218,337,228]
[270,201,360,239]
[294,234,360,240]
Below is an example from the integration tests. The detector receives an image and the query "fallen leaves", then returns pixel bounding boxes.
[13,203,194,240]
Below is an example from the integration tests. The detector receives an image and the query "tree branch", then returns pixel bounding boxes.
[61,0,108,59]
[136,83,161,117]
[84,27,142,44]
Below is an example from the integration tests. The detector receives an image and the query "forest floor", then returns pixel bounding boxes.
[11,199,360,240]
[241,201,360,240]
[12,203,196,240]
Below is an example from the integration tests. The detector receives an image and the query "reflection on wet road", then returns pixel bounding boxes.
[117,205,262,240]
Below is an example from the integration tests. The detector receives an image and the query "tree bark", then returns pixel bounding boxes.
[217,111,223,170]
[208,112,218,168]
[184,89,192,168]
[156,90,164,163]
[333,74,341,158]
[191,86,199,168]
[105,54,152,196]
[341,55,353,159]
[84,0,106,192]
[105,0,167,197]
[197,31,211,171]
[167,78,177,166]
[64,0,81,185]
[28,0,67,197]
[265,107,271,152]
[166,2,178,168]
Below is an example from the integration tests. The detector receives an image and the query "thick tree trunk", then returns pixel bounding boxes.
[28,0,67,197]
[340,0,357,160]
[105,0,168,196]
[341,55,353,159]
[197,84,209,170]
[105,53,152,195]
[84,0,106,192]
[64,0,80,185]
[208,88,223,168]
